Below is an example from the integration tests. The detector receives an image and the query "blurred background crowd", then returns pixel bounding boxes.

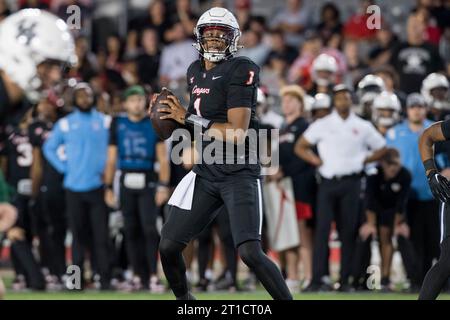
[0,0,450,295]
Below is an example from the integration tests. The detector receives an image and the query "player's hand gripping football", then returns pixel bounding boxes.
[158,93,187,125]
[427,170,450,203]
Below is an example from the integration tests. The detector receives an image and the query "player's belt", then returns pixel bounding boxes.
[323,172,362,182]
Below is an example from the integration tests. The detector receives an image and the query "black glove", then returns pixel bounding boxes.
[427,170,450,203]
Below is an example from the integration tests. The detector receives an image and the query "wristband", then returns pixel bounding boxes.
[185,112,214,133]
[423,158,437,173]
[427,169,438,180]
[104,184,113,191]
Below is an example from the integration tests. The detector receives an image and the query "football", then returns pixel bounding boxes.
[149,88,180,140]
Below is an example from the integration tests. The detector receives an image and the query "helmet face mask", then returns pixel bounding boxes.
[36,59,70,94]
[314,70,335,87]
[429,86,450,110]
[357,75,385,105]
[372,91,401,129]
[198,26,234,62]
[311,54,338,87]
[421,73,450,110]
[374,108,398,128]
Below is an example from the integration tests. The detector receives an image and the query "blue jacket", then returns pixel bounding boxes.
[43,109,110,192]
[386,120,434,201]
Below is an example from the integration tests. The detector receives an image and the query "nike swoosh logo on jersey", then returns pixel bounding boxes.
[212,76,222,80]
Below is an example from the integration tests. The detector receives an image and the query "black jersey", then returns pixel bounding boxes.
[365,166,411,214]
[279,117,316,202]
[28,119,64,188]
[279,117,311,177]
[186,56,261,180]
[1,127,32,192]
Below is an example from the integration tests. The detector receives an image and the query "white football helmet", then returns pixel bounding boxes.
[311,53,338,87]
[421,73,450,110]
[0,9,76,103]
[372,91,401,128]
[357,74,386,106]
[312,93,331,110]
[193,7,241,63]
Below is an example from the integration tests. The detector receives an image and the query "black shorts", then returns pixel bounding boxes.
[161,174,263,247]
[375,209,396,228]
[439,202,450,243]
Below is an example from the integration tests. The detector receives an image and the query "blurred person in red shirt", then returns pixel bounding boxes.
[414,5,442,45]
[288,31,323,91]
[343,0,379,41]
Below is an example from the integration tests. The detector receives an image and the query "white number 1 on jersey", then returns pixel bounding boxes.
[246,71,255,85]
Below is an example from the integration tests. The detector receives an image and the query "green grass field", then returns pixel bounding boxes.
[3,270,450,300]
[4,290,450,300]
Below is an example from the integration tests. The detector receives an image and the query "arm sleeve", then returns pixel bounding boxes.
[109,117,118,146]
[226,60,260,109]
[43,120,67,174]
[441,120,450,140]
[302,121,322,145]
[365,122,386,150]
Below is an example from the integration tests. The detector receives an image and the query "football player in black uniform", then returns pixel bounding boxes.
[154,7,292,300]
[1,112,46,290]
[418,119,450,299]
[29,97,67,287]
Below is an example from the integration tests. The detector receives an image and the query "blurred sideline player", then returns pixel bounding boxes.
[356,74,385,120]
[104,85,169,292]
[29,97,67,288]
[273,85,316,293]
[372,91,402,136]
[310,93,331,120]
[422,73,450,121]
[1,112,46,290]
[0,8,75,291]
[194,206,238,292]
[355,148,418,291]
[308,53,338,96]
[154,7,292,300]
[43,83,111,290]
